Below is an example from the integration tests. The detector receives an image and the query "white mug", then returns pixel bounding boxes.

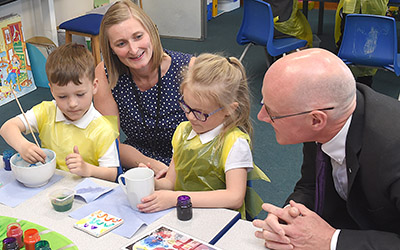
[118,168,155,211]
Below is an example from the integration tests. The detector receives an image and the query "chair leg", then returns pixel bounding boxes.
[91,35,101,65]
[65,31,73,43]
[239,43,253,62]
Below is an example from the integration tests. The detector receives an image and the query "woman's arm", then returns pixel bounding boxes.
[94,62,168,175]
[94,62,119,118]
[154,159,177,190]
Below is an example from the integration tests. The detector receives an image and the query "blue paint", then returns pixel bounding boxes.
[2,149,15,171]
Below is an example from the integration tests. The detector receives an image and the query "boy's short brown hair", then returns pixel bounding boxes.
[46,43,95,86]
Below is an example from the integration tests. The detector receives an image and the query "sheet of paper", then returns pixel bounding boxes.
[0,168,63,208]
[69,186,171,238]
[121,224,222,250]
[74,178,113,203]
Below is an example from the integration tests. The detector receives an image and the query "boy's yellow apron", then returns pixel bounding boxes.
[33,101,118,171]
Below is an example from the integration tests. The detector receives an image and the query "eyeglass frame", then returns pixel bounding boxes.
[178,96,224,122]
[260,99,334,123]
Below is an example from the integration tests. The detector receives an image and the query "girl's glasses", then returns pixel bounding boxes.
[178,96,224,122]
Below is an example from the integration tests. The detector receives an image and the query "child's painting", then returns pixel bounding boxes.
[0,14,36,106]
[121,225,222,250]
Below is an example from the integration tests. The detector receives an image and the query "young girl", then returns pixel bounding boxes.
[138,53,269,219]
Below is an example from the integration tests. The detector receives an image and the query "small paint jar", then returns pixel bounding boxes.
[24,229,40,250]
[6,223,23,249]
[34,240,51,250]
[48,188,75,212]
[176,195,192,221]
[2,149,15,171]
[2,237,18,250]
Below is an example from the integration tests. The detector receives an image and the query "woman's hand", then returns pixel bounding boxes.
[138,161,168,179]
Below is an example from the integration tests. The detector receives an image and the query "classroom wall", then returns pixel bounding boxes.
[0,0,34,39]
[0,0,118,44]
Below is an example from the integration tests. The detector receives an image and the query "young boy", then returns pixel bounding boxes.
[0,43,119,182]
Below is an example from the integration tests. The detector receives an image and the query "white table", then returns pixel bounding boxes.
[214,219,267,250]
[0,169,240,249]
[127,207,240,247]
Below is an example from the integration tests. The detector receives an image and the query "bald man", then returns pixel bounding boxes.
[254,48,400,249]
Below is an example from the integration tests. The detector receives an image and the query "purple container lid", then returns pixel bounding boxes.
[177,195,191,206]
[2,237,17,248]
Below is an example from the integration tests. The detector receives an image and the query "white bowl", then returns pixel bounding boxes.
[10,149,56,188]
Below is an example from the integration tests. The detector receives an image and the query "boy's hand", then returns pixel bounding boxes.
[137,190,176,213]
[66,146,90,177]
[19,141,46,164]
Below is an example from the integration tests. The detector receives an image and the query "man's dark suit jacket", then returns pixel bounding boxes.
[286,83,400,249]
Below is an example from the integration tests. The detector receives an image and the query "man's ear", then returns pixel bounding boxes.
[309,110,328,131]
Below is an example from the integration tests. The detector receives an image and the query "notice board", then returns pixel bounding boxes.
[142,0,207,41]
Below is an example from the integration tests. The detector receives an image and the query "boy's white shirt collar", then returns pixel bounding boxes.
[55,101,96,129]
[187,123,224,144]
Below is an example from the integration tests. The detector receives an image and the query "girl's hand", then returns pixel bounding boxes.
[19,141,46,164]
[66,146,90,177]
[137,190,177,213]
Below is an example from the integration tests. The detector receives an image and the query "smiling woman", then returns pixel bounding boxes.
[94,0,196,177]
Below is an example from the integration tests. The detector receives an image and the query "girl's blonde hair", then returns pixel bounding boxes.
[181,53,252,142]
[99,0,164,88]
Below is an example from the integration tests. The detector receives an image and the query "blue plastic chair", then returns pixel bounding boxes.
[26,43,49,88]
[337,14,400,77]
[115,138,123,183]
[236,0,307,65]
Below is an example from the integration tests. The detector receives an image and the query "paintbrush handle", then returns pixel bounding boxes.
[11,89,41,148]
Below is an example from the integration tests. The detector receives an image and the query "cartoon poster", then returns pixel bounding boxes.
[0,14,36,106]
[121,225,222,250]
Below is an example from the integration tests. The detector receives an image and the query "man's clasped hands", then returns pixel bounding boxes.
[253,200,336,250]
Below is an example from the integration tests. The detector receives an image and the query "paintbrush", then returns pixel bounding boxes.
[10,88,41,148]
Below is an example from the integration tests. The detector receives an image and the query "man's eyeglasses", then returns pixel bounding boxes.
[178,96,224,122]
[261,100,334,123]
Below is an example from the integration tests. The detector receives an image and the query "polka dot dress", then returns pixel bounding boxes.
[111,50,192,165]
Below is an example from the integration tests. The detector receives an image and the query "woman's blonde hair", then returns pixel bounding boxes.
[99,0,163,88]
[181,53,252,143]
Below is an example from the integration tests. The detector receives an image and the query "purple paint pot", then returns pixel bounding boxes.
[2,237,18,250]
[176,195,192,221]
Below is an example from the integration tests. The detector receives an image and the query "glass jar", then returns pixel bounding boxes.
[176,195,192,221]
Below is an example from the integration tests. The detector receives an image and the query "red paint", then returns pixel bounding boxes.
[23,229,40,250]
[6,223,23,249]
